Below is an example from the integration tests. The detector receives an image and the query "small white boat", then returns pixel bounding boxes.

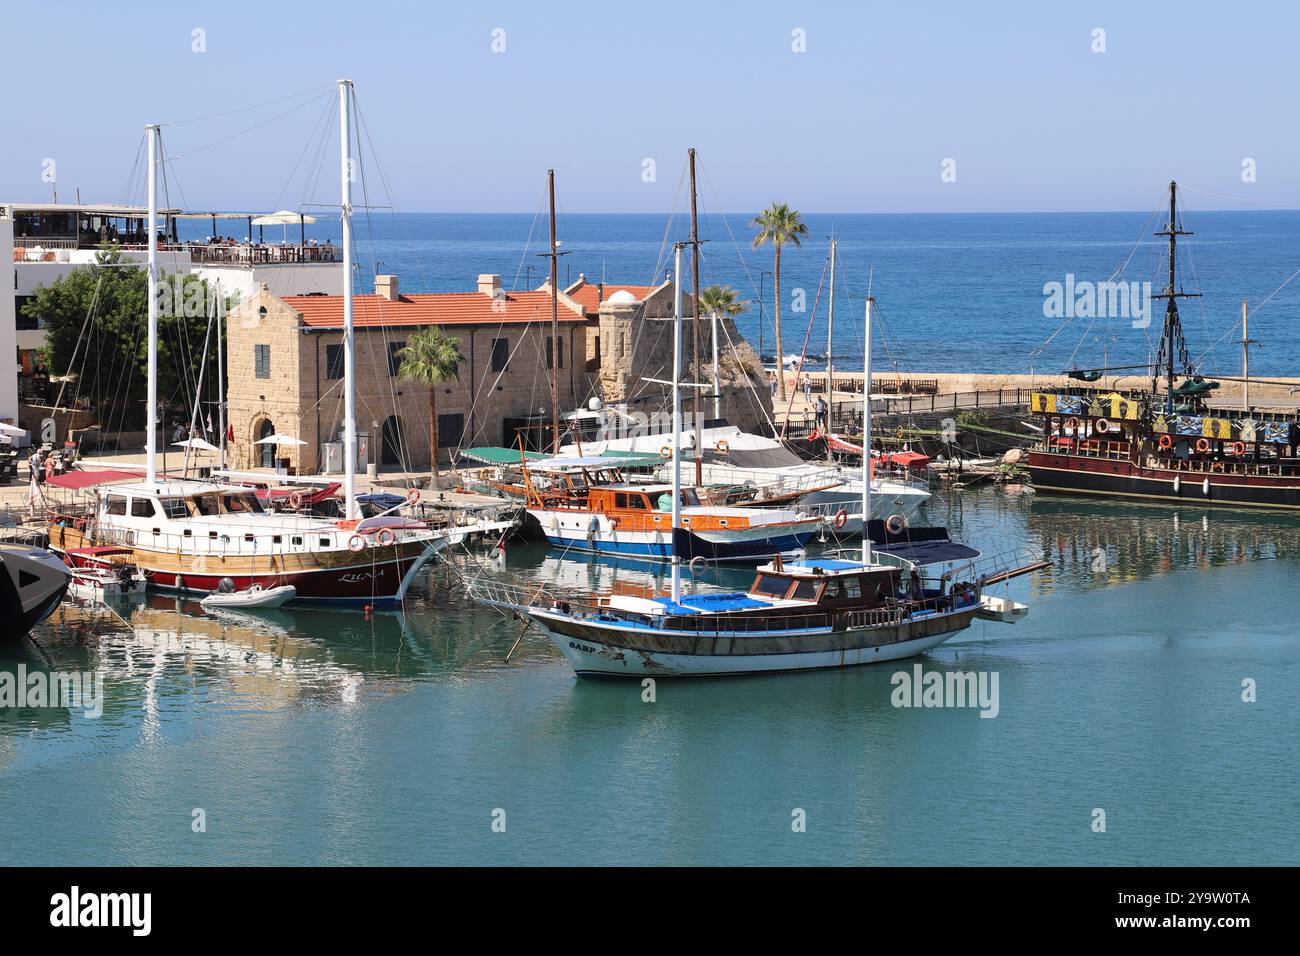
[68,565,147,604]
[200,584,296,609]
[976,594,1030,623]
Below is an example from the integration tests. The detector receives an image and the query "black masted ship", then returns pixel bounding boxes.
[1027,181,1300,510]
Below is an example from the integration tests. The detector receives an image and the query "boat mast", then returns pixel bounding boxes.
[145,123,159,487]
[826,236,836,455]
[547,169,561,452]
[861,294,873,566]
[670,242,685,603]
[1152,180,1199,412]
[688,148,703,484]
[338,79,358,519]
[217,279,226,470]
[1241,299,1255,411]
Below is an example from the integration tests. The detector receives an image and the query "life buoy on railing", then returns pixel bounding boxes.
[1066,417,1080,432]
[659,445,673,459]
[287,490,304,510]
[833,509,848,530]
[407,488,421,505]
[1231,441,1246,456]
[715,439,730,454]
[1094,418,1111,434]
[1195,437,1211,453]
[348,534,366,553]
[376,528,396,547]
[886,514,907,534]
[1158,434,1173,451]
[688,555,707,574]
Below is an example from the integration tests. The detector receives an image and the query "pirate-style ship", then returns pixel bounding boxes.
[1027,182,1300,510]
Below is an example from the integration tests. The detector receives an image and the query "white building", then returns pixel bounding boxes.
[1,201,342,434]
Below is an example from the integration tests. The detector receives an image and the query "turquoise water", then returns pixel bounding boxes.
[179,209,1300,376]
[3,486,1296,866]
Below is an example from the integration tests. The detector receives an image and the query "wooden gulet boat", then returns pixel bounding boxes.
[43,85,455,609]
[474,262,1040,676]
[521,455,824,563]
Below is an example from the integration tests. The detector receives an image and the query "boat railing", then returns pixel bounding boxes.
[663,461,847,496]
[467,577,576,613]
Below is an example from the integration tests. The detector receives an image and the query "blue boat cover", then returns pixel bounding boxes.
[872,539,980,565]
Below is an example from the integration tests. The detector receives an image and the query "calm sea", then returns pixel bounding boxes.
[3,485,1297,866]
[181,209,1300,376]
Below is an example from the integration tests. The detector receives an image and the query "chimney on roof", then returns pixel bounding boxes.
[376,275,400,301]
[477,273,501,297]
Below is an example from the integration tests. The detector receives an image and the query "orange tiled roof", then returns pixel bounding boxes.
[563,279,660,313]
[284,290,588,328]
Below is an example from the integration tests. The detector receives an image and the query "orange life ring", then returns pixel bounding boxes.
[1195,438,1210,453]
[833,509,848,530]
[406,488,421,504]
[715,439,730,454]
[1066,417,1080,432]
[287,490,304,509]
[376,528,396,547]
[1231,441,1246,456]
[659,445,672,459]
[1158,434,1173,450]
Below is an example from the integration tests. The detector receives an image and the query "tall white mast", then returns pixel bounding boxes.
[145,123,159,486]
[216,279,226,470]
[861,295,874,566]
[338,79,358,520]
[826,237,836,451]
[670,243,685,603]
[710,307,721,422]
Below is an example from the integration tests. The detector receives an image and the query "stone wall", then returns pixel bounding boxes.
[598,282,772,434]
[225,286,601,472]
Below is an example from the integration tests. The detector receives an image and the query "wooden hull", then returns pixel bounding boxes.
[529,604,979,677]
[48,524,440,607]
[1027,450,1300,510]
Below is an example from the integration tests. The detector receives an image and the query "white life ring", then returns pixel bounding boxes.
[1094,418,1111,434]
[885,514,907,534]
[376,528,396,547]
[348,534,366,553]
[688,555,707,574]
[287,490,304,509]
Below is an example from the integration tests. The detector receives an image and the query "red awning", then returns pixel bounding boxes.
[883,451,931,468]
[46,469,140,490]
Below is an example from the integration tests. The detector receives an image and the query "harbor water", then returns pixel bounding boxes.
[3,485,1295,866]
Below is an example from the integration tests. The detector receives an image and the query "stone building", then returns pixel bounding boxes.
[224,272,772,474]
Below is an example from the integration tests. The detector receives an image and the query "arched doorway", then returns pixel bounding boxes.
[381,415,405,467]
[257,418,276,468]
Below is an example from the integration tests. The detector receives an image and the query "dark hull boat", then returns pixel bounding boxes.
[0,544,71,640]
[1027,181,1300,512]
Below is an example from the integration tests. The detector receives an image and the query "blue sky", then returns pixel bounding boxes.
[3,0,1297,214]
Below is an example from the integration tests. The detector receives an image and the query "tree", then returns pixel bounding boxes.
[751,203,808,401]
[396,327,464,488]
[27,246,221,433]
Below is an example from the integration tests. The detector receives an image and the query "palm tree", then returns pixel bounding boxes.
[751,203,808,401]
[396,327,464,489]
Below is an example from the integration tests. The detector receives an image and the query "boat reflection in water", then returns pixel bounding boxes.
[1024,494,1300,596]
